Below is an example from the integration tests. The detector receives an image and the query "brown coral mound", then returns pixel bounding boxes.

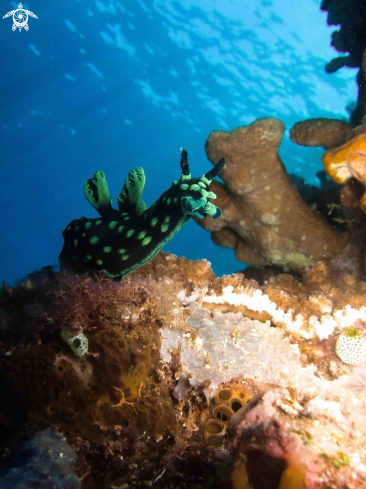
[290,118,352,150]
[194,118,356,274]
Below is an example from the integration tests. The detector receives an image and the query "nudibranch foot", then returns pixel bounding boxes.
[59,149,225,281]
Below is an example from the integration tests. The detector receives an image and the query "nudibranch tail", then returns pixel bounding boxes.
[60,148,225,281]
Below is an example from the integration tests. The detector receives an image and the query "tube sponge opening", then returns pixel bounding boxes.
[60,328,88,356]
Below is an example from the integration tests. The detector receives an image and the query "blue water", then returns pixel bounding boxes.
[0,0,357,284]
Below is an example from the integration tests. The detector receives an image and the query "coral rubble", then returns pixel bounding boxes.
[2,254,366,487]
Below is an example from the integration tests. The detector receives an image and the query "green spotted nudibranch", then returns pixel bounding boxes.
[59,149,225,282]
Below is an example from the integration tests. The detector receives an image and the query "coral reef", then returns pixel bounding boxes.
[2,255,366,487]
[193,118,361,275]
[4,6,366,488]
[59,149,224,281]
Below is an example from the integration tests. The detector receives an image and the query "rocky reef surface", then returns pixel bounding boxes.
[1,253,366,488]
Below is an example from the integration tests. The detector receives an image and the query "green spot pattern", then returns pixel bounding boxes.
[142,236,152,246]
[59,151,224,282]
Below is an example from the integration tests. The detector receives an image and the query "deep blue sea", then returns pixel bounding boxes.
[0,0,357,284]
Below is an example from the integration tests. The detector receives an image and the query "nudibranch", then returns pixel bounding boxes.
[59,150,225,281]
[322,132,366,211]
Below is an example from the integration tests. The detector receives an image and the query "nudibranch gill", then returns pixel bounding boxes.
[322,132,366,212]
[59,150,225,281]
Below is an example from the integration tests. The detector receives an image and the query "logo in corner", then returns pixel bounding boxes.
[3,3,38,31]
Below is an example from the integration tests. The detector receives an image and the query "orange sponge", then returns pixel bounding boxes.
[322,132,366,212]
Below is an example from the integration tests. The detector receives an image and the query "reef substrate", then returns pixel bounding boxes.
[1,254,366,488]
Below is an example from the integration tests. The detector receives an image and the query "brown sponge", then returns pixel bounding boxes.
[195,118,354,273]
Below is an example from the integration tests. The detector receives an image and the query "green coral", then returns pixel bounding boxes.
[59,149,225,281]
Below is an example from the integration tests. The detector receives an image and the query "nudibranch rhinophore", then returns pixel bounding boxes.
[322,132,366,211]
[59,149,225,281]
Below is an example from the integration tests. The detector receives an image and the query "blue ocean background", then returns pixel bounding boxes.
[0,0,357,284]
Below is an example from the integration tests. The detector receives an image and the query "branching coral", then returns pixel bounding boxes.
[193,118,360,275]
